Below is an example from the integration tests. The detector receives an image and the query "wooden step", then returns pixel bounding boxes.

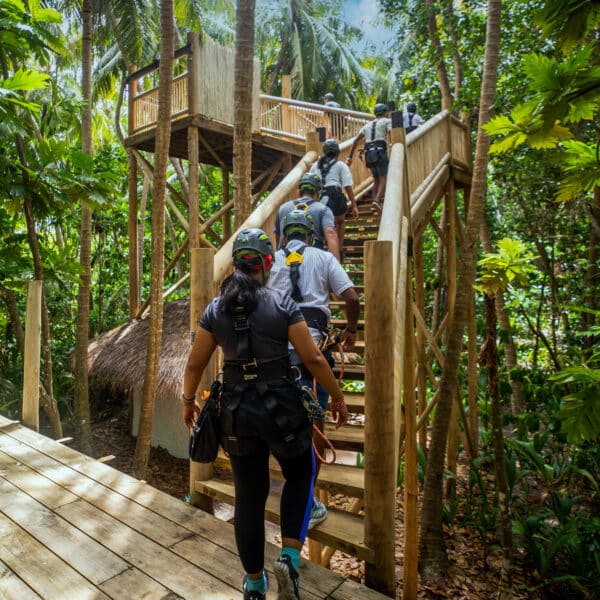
[324,422,365,451]
[334,392,365,412]
[194,479,373,562]
[214,456,365,499]
[333,363,365,381]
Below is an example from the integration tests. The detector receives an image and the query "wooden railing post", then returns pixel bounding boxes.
[188,32,200,115]
[281,74,292,134]
[22,280,42,432]
[364,240,396,597]
[189,248,216,512]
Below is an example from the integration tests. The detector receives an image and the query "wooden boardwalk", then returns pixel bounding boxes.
[0,416,390,599]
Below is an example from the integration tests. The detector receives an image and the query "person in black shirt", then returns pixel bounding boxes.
[182,228,347,600]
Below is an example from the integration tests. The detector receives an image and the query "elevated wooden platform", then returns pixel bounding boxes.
[125,114,305,181]
[0,416,389,600]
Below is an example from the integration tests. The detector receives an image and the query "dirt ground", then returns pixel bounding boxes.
[86,417,539,600]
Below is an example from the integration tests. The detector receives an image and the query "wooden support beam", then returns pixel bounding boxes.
[364,240,396,597]
[22,280,42,432]
[189,248,216,513]
[127,151,139,318]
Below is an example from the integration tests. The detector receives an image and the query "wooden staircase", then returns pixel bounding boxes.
[195,197,379,565]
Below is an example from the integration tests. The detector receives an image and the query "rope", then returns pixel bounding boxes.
[311,338,346,465]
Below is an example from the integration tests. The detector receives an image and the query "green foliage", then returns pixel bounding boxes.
[550,366,600,445]
[475,237,536,296]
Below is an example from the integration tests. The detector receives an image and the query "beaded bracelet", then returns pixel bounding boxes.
[181,393,196,406]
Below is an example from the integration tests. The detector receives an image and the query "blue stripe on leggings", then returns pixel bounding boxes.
[298,446,317,542]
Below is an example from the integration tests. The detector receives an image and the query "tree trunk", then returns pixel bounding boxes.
[583,187,599,353]
[425,0,453,110]
[480,220,524,414]
[232,0,256,227]
[22,194,63,438]
[73,0,94,456]
[133,0,174,479]
[419,0,503,582]
[481,293,513,596]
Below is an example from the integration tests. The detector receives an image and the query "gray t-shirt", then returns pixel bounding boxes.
[199,287,304,362]
[359,117,392,142]
[267,240,354,343]
[274,197,335,249]
[310,160,353,189]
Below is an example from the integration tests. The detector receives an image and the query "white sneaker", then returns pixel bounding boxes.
[308,498,327,530]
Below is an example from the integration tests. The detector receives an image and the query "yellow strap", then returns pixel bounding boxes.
[285,250,304,266]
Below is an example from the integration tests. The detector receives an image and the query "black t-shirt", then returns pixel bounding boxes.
[199,287,304,362]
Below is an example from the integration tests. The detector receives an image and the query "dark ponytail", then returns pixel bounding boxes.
[219,269,262,315]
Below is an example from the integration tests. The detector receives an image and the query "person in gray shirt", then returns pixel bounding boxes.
[268,209,359,530]
[274,172,341,262]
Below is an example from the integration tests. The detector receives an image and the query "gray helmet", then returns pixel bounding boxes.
[323,139,340,156]
[374,103,388,116]
[282,209,314,237]
[323,92,335,101]
[299,172,322,193]
[232,228,274,258]
[407,101,417,114]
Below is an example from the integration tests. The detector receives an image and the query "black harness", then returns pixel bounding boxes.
[283,243,307,302]
[221,305,305,454]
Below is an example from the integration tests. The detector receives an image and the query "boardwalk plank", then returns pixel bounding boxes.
[99,567,183,600]
[0,478,128,585]
[0,514,109,600]
[0,436,190,548]
[0,560,42,600]
[0,418,390,600]
[55,499,239,599]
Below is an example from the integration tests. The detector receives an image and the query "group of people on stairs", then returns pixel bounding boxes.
[181,100,423,599]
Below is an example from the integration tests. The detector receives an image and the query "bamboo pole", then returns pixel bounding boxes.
[364,240,396,597]
[189,248,216,513]
[22,280,42,432]
[188,125,199,248]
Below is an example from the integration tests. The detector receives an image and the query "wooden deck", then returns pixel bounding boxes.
[0,416,390,600]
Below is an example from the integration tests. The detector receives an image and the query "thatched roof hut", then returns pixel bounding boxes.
[88,298,191,458]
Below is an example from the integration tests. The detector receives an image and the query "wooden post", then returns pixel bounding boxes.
[305,131,321,155]
[188,126,199,247]
[413,233,428,451]
[281,74,291,134]
[445,181,458,495]
[188,32,200,115]
[221,168,232,242]
[189,248,216,512]
[22,280,42,432]
[402,230,419,600]
[128,151,139,318]
[364,240,396,597]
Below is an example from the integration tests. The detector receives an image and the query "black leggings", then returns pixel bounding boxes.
[229,443,315,574]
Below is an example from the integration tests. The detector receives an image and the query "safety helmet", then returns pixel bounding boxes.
[282,209,314,237]
[298,172,322,194]
[323,139,340,157]
[374,103,388,116]
[407,101,417,114]
[232,228,274,258]
[323,92,335,101]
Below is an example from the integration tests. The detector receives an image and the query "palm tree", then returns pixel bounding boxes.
[419,0,503,582]
[256,0,371,105]
[133,0,175,479]
[73,0,94,455]
[232,0,256,226]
